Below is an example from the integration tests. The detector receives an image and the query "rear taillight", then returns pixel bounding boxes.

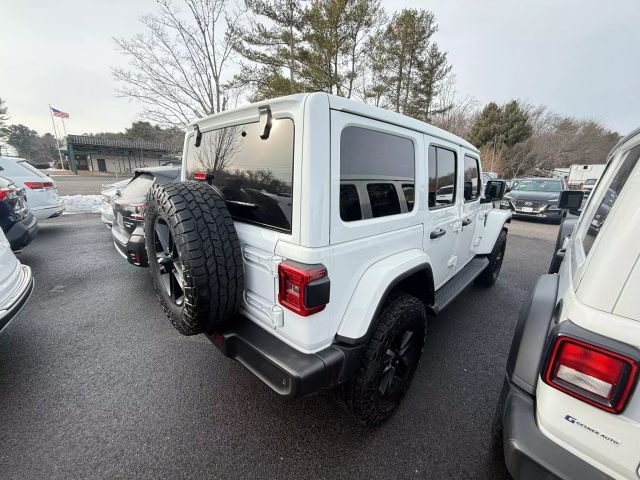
[0,188,12,202]
[24,181,54,190]
[122,203,145,220]
[543,336,638,413]
[278,262,330,316]
[193,172,214,183]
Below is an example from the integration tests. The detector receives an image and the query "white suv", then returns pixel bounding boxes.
[144,93,511,426]
[495,128,640,478]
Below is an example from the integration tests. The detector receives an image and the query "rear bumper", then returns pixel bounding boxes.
[31,202,65,220]
[0,265,34,333]
[501,380,608,480]
[208,316,363,397]
[5,214,38,250]
[112,224,147,266]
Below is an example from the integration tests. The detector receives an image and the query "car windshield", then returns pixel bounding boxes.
[514,179,562,192]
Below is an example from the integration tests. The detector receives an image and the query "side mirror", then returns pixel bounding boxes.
[483,180,506,201]
[558,190,583,210]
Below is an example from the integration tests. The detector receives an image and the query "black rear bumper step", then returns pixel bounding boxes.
[208,316,364,397]
[431,257,489,314]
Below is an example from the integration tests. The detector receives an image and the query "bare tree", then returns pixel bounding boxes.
[195,125,242,171]
[430,75,478,138]
[112,0,243,127]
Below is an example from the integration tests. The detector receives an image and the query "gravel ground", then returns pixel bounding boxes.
[0,215,558,480]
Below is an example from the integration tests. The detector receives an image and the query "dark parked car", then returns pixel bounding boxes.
[499,177,565,223]
[111,166,181,266]
[0,176,37,250]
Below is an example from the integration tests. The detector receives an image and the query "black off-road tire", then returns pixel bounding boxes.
[144,181,244,336]
[476,229,507,287]
[336,292,427,427]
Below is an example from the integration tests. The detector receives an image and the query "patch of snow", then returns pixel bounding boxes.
[61,195,102,214]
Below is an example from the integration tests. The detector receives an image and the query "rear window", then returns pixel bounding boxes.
[17,161,48,178]
[121,173,155,198]
[185,119,294,232]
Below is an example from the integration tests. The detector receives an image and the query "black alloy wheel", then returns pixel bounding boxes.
[153,217,185,306]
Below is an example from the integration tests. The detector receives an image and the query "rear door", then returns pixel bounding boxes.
[456,151,483,270]
[182,117,296,332]
[425,140,461,288]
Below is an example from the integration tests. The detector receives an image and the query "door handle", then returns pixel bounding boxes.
[462,218,472,227]
[430,228,446,239]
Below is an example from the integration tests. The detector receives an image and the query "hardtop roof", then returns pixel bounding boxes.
[189,92,479,153]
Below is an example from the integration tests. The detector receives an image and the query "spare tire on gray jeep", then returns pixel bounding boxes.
[144,181,244,335]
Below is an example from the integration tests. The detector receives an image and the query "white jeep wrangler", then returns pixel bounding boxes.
[495,127,640,478]
[144,93,510,426]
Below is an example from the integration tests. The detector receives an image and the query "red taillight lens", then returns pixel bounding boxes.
[544,336,638,413]
[193,172,207,181]
[122,203,145,220]
[278,262,329,316]
[0,188,11,202]
[24,181,54,190]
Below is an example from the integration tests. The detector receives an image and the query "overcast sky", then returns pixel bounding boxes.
[1,0,638,137]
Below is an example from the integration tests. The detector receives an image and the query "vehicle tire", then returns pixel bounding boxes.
[475,229,507,287]
[336,292,427,427]
[144,181,244,336]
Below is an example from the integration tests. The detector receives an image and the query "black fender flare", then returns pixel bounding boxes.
[506,274,559,395]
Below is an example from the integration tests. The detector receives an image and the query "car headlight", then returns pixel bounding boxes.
[500,198,510,206]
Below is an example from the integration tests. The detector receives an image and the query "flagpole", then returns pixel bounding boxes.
[49,104,65,170]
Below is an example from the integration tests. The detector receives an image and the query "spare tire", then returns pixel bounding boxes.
[144,181,244,335]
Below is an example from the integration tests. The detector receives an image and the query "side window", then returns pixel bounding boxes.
[582,145,640,256]
[340,184,362,221]
[340,126,415,221]
[428,145,457,208]
[463,155,480,201]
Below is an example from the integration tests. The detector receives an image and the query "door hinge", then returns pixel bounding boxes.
[243,246,282,277]
[447,255,458,268]
[453,221,463,233]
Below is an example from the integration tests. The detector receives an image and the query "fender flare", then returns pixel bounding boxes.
[335,249,434,344]
[506,274,559,395]
[473,208,512,255]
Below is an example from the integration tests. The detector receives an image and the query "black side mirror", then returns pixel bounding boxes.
[484,180,506,201]
[558,190,583,210]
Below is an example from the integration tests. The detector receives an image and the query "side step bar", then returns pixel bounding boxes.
[431,257,489,315]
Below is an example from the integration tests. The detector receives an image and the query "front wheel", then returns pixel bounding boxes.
[476,229,507,287]
[336,292,427,427]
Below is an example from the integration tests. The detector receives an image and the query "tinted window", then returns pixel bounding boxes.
[367,183,400,218]
[583,145,640,255]
[340,184,362,221]
[121,173,155,198]
[429,145,457,208]
[340,126,414,221]
[184,119,294,232]
[463,155,480,201]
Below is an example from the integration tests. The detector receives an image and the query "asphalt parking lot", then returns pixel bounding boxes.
[0,214,558,480]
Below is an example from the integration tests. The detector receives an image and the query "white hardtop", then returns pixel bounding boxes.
[187,92,479,153]
[573,128,640,323]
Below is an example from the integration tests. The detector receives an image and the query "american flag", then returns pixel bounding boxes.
[51,107,69,119]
